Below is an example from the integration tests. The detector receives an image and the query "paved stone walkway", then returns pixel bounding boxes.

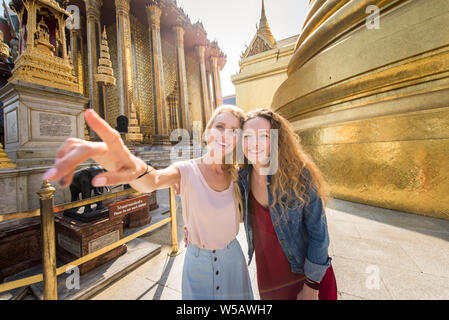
[92,192,449,300]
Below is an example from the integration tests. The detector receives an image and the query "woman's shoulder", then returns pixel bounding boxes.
[173,158,196,168]
[171,158,198,177]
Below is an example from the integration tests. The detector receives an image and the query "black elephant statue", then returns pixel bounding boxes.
[64,165,110,222]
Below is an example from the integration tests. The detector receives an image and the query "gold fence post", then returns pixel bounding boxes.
[168,186,181,257]
[37,180,58,300]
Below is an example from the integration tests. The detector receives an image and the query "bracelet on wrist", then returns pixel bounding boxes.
[304,278,320,290]
[135,161,153,180]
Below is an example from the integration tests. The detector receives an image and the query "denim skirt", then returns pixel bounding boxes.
[182,238,254,300]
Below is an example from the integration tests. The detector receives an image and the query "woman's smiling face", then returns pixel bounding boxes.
[242,116,272,166]
[206,112,241,161]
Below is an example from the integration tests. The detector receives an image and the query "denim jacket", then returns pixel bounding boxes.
[238,165,332,282]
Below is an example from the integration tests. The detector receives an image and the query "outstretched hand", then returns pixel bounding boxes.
[42,109,146,188]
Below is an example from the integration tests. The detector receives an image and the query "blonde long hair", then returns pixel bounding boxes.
[204,105,245,222]
[243,109,329,219]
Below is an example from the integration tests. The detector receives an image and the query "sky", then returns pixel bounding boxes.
[0,0,309,97]
[177,0,309,96]
[177,0,309,97]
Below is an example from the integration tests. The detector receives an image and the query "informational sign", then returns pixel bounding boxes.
[108,194,149,219]
[88,230,119,254]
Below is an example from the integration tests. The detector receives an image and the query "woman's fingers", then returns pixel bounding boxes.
[55,137,84,159]
[52,142,91,187]
[84,109,124,150]
[91,170,137,187]
[42,109,132,186]
[43,142,108,182]
[57,170,75,188]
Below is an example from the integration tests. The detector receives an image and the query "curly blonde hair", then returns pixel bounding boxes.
[243,108,329,220]
[204,105,245,222]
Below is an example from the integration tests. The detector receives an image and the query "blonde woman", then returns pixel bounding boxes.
[239,109,337,300]
[42,105,253,300]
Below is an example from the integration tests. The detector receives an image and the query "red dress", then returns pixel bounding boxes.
[250,191,338,300]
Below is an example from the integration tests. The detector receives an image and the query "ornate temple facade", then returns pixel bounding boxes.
[0,0,226,214]
[0,0,226,149]
[232,1,298,112]
[73,0,225,144]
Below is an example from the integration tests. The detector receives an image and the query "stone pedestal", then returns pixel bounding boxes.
[54,213,127,275]
[0,80,88,167]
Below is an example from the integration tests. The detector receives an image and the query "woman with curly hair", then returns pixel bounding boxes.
[239,108,337,300]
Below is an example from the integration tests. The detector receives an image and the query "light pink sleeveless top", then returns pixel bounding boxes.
[173,159,239,250]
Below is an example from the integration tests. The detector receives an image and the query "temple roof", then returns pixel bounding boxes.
[10,0,70,17]
[242,0,277,59]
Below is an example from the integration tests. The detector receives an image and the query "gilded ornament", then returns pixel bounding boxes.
[0,30,10,62]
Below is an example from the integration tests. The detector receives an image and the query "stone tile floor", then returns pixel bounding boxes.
[92,194,449,300]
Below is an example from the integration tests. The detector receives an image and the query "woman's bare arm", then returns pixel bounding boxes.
[127,163,181,194]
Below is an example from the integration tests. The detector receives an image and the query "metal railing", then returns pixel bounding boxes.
[0,180,179,299]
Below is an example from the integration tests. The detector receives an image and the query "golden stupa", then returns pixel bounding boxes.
[272,0,449,220]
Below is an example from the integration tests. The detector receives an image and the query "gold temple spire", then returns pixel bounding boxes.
[94,26,116,139]
[258,0,276,46]
[96,26,116,87]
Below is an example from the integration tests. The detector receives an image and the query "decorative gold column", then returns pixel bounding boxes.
[206,69,214,112]
[211,56,223,108]
[146,2,170,143]
[195,45,210,129]
[115,0,142,142]
[115,0,132,117]
[57,14,68,60]
[85,0,103,116]
[172,24,191,132]
[69,15,87,96]
[69,29,79,81]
